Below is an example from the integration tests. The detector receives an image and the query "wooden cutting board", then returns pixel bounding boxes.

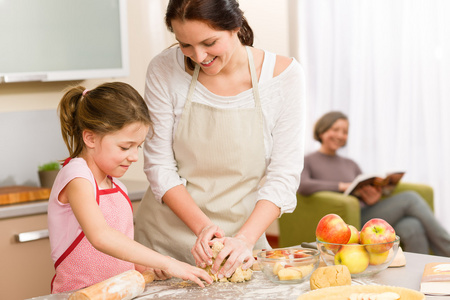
[0,186,51,205]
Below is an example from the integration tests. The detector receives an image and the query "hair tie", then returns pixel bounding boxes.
[82,89,90,96]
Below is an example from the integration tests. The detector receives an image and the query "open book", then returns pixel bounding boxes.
[343,171,405,197]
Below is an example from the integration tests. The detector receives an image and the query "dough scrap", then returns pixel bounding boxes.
[310,265,351,290]
[203,241,253,283]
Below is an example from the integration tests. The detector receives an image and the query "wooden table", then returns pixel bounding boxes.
[28,252,449,300]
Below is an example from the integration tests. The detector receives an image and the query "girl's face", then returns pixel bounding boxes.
[319,118,349,155]
[171,19,241,76]
[86,122,149,180]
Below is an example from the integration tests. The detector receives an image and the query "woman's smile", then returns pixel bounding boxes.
[201,56,217,67]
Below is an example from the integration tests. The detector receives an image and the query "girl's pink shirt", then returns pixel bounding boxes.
[47,157,127,263]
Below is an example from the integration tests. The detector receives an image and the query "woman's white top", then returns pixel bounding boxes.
[143,46,306,215]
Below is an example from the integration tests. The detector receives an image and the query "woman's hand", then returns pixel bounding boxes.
[210,235,254,279]
[164,257,213,287]
[338,182,352,192]
[191,224,225,268]
[358,185,382,205]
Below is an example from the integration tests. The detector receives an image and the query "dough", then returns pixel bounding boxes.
[203,241,253,283]
[310,265,351,290]
[229,266,252,283]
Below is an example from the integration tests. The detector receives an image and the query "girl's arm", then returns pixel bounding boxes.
[65,178,212,287]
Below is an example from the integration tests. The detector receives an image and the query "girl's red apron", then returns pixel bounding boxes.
[51,165,134,294]
[135,46,270,265]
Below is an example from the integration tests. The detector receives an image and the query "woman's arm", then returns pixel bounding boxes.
[210,200,280,279]
[143,50,226,270]
[298,161,342,195]
[257,58,306,215]
[161,184,224,268]
[207,57,305,278]
[143,49,188,202]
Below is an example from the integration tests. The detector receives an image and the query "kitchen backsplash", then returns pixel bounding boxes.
[0,109,68,187]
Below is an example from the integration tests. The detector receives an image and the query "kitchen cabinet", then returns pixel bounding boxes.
[0,212,54,300]
[0,180,147,300]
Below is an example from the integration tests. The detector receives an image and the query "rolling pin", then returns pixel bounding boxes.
[69,269,155,300]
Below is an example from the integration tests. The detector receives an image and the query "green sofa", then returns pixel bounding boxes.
[278,182,434,247]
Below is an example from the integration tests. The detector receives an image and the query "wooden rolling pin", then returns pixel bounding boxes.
[69,269,155,300]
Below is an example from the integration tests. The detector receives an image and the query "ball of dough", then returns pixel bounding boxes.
[310,265,351,290]
[204,241,253,283]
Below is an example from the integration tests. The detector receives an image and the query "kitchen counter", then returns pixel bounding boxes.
[28,252,450,300]
[0,180,149,219]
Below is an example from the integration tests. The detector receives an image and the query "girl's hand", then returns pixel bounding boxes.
[146,268,172,281]
[210,235,254,279]
[191,224,225,268]
[135,265,172,281]
[165,258,213,287]
[359,185,382,205]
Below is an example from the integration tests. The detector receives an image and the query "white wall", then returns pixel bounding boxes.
[0,0,291,184]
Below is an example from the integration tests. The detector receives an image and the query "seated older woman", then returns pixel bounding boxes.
[298,111,450,256]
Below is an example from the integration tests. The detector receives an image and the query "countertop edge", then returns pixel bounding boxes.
[0,180,149,219]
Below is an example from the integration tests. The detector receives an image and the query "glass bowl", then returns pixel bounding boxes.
[257,247,320,284]
[316,235,400,278]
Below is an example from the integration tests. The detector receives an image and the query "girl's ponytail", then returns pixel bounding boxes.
[57,86,85,158]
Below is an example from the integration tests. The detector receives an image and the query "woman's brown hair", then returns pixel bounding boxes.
[313,111,348,143]
[165,0,254,70]
[58,82,152,158]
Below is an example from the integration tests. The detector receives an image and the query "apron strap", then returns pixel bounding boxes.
[246,46,261,108]
[184,64,200,111]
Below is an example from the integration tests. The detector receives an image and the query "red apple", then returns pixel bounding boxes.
[334,244,369,274]
[360,218,396,253]
[347,225,360,244]
[293,251,310,259]
[316,214,351,244]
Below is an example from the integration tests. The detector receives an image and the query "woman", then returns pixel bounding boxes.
[134,0,305,280]
[299,111,450,256]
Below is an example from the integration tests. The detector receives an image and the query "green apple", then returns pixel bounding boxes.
[360,218,396,253]
[368,250,390,265]
[347,225,360,244]
[334,244,369,274]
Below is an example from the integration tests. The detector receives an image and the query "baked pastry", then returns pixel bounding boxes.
[297,285,425,300]
[310,265,352,290]
[389,247,406,267]
[203,241,252,283]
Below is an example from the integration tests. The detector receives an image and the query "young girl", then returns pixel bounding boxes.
[48,82,212,293]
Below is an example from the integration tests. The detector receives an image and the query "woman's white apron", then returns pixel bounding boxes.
[135,47,269,264]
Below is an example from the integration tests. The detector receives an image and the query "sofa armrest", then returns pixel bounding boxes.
[392,182,434,211]
[278,191,360,246]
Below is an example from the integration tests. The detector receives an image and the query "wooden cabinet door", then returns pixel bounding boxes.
[0,213,54,300]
